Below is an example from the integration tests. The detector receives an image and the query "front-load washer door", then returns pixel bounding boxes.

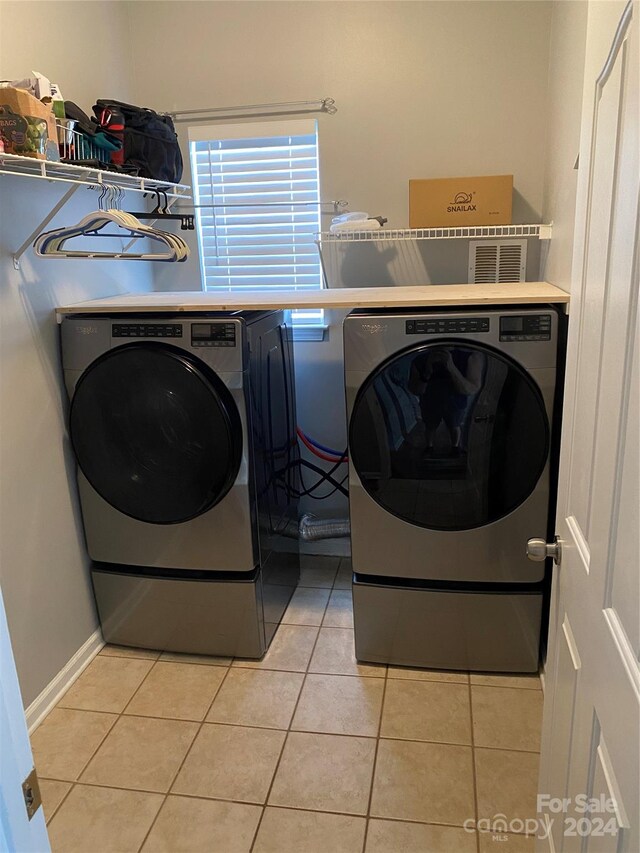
[70,342,243,525]
[348,340,552,581]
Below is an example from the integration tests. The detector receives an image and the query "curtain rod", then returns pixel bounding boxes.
[168,98,337,124]
[175,200,349,213]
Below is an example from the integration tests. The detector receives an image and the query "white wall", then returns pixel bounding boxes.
[0,2,153,707]
[125,0,553,518]
[540,0,588,292]
[0,1,132,111]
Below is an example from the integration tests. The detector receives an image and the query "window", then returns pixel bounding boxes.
[189,120,325,334]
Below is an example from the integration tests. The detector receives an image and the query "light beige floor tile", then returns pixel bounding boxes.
[366,819,477,853]
[47,784,163,853]
[388,665,469,683]
[322,589,354,628]
[299,556,340,588]
[371,738,475,825]
[381,679,471,744]
[159,650,232,666]
[309,628,386,677]
[57,655,154,713]
[254,807,366,853]
[475,747,541,824]
[283,586,331,626]
[100,644,161,660]
[141,795,262,853]
[30,708,117,781]
[292,674,384,737]
[207,668,303,729]
[269,731,376,815]
[472,686,543,752]
[80,715,198,792]
[39,779,72,824]
[233,624,318,672]
[479,831,536,852]
[471,673,541,690]
[125,661,226,721]
[333,559,353,589]
[172,723,285,803]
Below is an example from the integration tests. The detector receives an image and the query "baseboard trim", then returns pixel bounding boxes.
[26,628,104,734]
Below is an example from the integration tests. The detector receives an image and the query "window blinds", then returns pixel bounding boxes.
[189,121,324,326]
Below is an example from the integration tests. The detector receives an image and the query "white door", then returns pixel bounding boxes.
[0,586,50,852]
[537,1,639,852]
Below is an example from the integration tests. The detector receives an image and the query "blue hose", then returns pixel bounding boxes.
[300,429,345,458]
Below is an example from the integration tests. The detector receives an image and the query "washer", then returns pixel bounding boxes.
[61,311,299,658]
[344,305,564,672]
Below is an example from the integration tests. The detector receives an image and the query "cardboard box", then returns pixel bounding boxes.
[409,174,513,228]
[0,87,57,159]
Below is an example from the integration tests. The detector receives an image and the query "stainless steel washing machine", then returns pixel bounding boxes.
[61,311,299,658]
[344,305,564,672]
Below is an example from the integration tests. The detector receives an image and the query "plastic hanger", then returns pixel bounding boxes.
[33,186,190,261]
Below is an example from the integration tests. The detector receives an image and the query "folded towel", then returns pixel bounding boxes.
[329,218,383,234]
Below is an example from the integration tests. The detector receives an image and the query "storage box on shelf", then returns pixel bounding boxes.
[409,174,514,227]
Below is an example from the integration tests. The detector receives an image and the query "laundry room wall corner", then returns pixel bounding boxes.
[0,179,154,709]
[540,0,589,291]
[0,1,149,709]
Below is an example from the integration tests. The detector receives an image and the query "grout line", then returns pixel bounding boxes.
[43,779,76,826]
[469,680,542,692]
[44,777,488,831]
[472,744,542,756]
[99,649,162,662]
[248,584,331,852]
[361,620,389,853]
[135,662,233,852]
[120,657,162,716]
[468,678,481,853]
[234,666,384,678]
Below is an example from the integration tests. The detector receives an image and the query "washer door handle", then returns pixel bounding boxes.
[526,536,562,565]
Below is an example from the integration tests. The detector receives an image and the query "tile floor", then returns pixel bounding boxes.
[31,556,543,853]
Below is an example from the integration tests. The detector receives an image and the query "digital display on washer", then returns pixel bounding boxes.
[191,323,237,347]
[499,314,552,342]
[501,317,524,332]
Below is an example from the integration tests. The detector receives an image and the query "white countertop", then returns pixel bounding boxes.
[56,282,569,318]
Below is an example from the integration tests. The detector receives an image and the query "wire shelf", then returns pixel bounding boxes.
[0,152,191,199]
[318,224,552,242]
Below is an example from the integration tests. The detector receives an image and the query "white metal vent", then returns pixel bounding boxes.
[468,239,527,283]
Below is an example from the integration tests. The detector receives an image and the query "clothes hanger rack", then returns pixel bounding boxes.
[126,190,195,230]
[32,186,190,261]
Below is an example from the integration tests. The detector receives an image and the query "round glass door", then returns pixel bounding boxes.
[70,343,243,524]
[349,341,550,531]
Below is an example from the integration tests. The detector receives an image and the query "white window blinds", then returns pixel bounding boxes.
[189,120,324,327]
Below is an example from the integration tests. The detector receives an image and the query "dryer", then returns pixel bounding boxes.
[61,311,299,658]
[344,305,564,672]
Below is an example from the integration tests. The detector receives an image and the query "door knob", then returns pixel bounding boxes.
[526,536,562,565]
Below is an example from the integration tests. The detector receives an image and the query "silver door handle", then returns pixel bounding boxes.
[526,536,562,565]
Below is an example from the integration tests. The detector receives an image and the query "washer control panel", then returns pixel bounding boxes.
[113,324,182,338]
[499,314,552,342]
[191,323,237,347]
[406,317,490,335]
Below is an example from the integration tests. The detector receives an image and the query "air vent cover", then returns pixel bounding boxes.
[468,239,527,283]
